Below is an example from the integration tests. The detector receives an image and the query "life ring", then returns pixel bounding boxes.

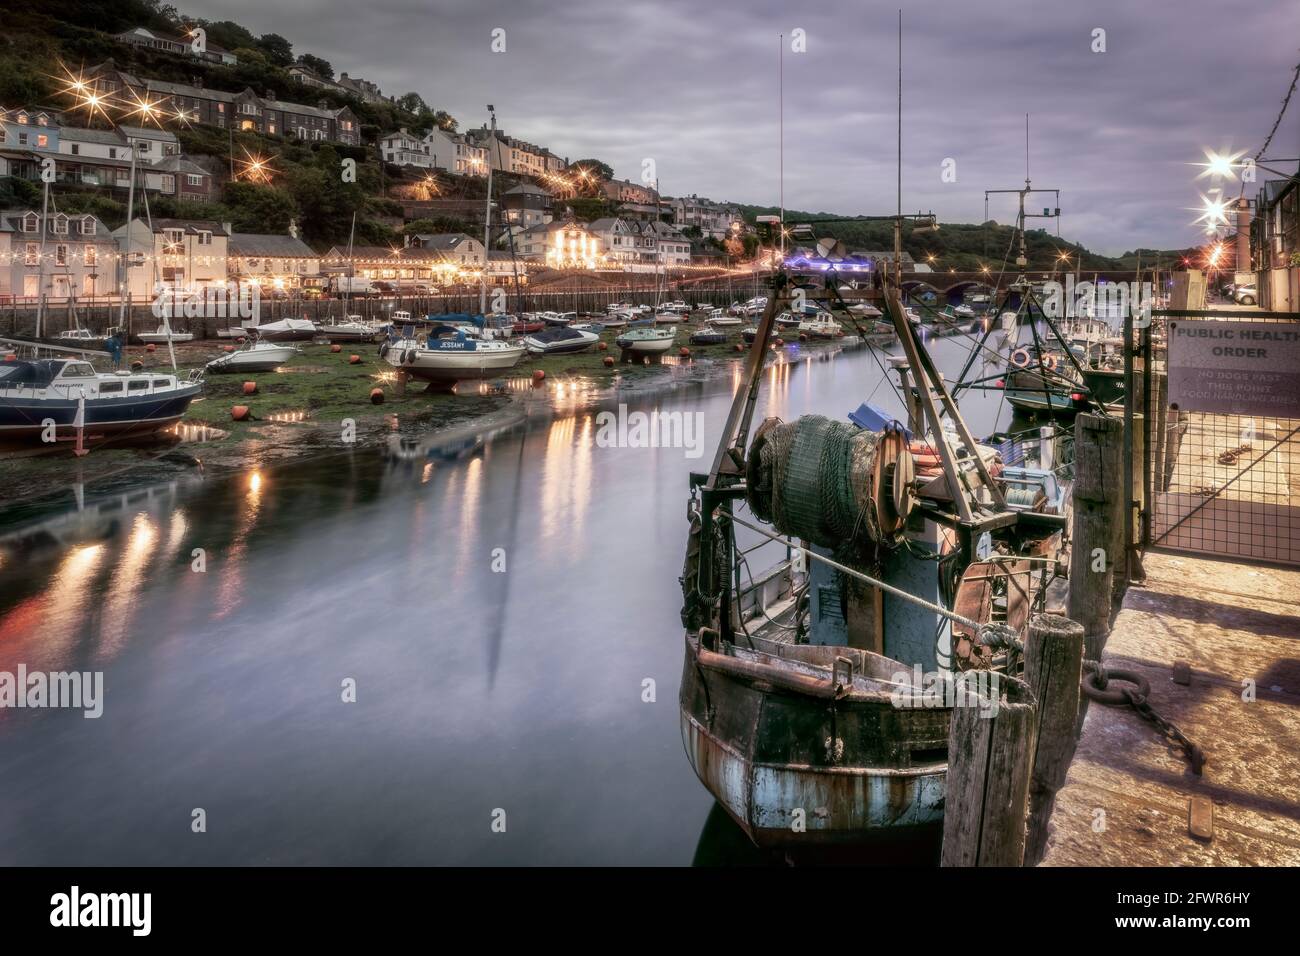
[1043,354,1059,371]
[379,342,390,358]
[1010,348,1031,368]
[404,349,416,366]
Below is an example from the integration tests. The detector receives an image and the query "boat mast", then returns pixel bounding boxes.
[480,106,497,316]
[35,177,49,339]
[343,211,356,319]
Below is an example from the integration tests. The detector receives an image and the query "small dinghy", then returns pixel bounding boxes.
[522,326,599,355]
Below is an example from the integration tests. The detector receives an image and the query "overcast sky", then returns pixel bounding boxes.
[194,0,1298,256]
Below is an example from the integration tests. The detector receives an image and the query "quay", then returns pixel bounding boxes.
[1043,551,1300,865]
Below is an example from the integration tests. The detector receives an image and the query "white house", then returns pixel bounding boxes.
[113,218,230,297]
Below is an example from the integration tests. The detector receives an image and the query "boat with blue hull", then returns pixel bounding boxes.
[383,315,526,382]
[0,358,202,439]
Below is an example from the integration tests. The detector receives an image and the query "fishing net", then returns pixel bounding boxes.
[746,415,889,559]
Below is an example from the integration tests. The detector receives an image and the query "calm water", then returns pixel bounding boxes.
[0,335,1008,865]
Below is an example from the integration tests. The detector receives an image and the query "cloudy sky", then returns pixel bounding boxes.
[196,0,1298,256]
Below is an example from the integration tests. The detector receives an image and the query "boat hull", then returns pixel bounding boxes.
[0,386,201,438]
[679,634,948,850]
[387,344,524,382]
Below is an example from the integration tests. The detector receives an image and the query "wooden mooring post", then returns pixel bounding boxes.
[1068,412,1125,663]
[940,674,1037,867]
[1022,613,1085,865]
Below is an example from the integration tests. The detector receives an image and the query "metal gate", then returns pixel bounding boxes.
[1142,308,1300,566]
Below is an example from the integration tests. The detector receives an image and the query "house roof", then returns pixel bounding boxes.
[0,208,111,236]
[412,233,478,250]
[152,155,209,176]
[59,127,125,146]
[113,218,228,236]
[503,183,550,196]
[229,233,317,258]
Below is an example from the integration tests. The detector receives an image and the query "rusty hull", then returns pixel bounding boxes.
[679,632,949,849]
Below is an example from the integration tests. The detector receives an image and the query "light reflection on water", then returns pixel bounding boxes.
[0,338,1009,864]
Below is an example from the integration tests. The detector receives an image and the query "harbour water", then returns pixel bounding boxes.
[0,335,1009,865]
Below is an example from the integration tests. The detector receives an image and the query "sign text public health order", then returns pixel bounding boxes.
[1167,320,1300,418]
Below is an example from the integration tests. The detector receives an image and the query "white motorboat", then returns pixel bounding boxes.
[848,302,883,318]
[600,311,632,329]
[709,311,743,327]
[522,327,599,355]
[383,319,525,383]
[615,325,676,355]
[653,312,681,325]
[798,315,843,339]
[55,328,101,343]
[137,323,194,344]
[953,303,976,317]
[205,340,300,373]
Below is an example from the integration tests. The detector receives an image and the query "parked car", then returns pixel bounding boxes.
[1233,284,1258,306]
[299,286,326,301]
[372,281,398,295]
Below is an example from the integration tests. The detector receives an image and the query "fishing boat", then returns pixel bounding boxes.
[55,328,104,346]
[384,317,526,382]
[205,339,301,373]
[522,326,599,355]
[0,358,202,439]
[615,324,676,355]
[137,324,194,344]
[953,303,976,318]
[689,325,728,345]
[678,232,1068,853]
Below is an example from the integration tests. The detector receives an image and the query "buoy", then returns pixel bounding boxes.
[330,344,342,353]
[231,405,250,421]
[603,356,615,367]
[733,343,744,352]
[799,333,808,342]
[1043,354,1059,371]
[130,360,144,371]
[1010,347,1031,368]
[370,387,385,405]
[223,345,236,352]
[773,337,784,347]
[236,336,246,343]
[679,347,691,357]
[242,381,257,395]
[3,354,15,361]
[145,342,157,353]
[598,341,608,351]
[533,369,546,382]
[348,354,361,364]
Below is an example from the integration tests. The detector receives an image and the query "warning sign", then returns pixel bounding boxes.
[1168,320,1300,417]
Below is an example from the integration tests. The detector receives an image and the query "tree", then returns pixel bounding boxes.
[223,181,298,233]
[258,33,294,67]
[296,54,333,81]
[396,92,428,114]
[200,20,257,52]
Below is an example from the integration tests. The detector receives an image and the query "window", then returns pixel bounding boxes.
[128,380,150,391]
[70,143,80,155]
[22,213,37,233]
[268,123,276,134]
[84,245,97,266]
[17,132,28,146]
[196,231,211,245]
[98,380,123,394]
[63,363,96,378]
[53,217,67,235]
[16,112,27,125]
[161,174,175,192]
[24,242,38,265]
[36,134,47,148]
[55,244,67,265]
[80,218,95,236]
[164,229,184,249]
[187,174,203,187]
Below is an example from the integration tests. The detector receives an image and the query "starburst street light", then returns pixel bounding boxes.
[1194,193,1231,229]
[121,90,166,127]
[1193,149,1247,181]
[235,146,277,184]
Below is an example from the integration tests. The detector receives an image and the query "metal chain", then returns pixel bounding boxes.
[1082,660,1205,775]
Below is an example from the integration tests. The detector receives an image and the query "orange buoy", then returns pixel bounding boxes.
[370,387,385,405]
[330,344,342,353]
[602,356,615,367]
[145,342,157,352]
[598,341,608,351]
[733,343,744,352]
[348,354,361,364]
[236,336,246,343]
[242,381,257,395]
[4,353,16,361]
[679,347,691,357]
[223,345,236,352]
[532,369,545,382]
[231,405,250,421]
[773,338,784,347]
[1010,347,1031,368]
